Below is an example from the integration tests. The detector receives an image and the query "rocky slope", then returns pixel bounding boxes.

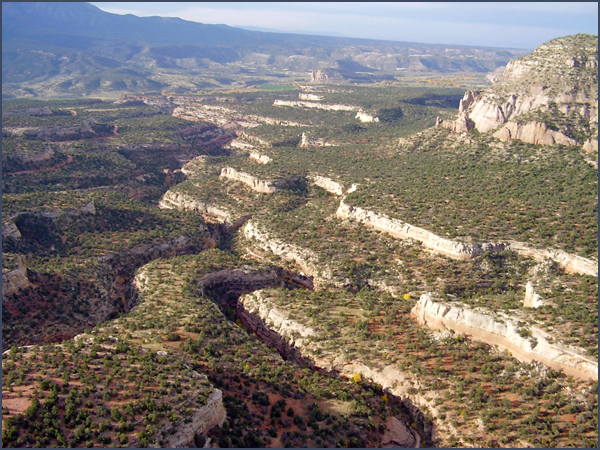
[411,293,598,380]
[242,221,333,286]
[441,34,598,149]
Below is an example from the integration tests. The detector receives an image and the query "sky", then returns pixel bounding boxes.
[89,2,598,49]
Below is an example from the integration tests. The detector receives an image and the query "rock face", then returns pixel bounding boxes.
[2,221,22,241]
[336,200,507,260]
[159,190,233,223]
[248,151,271,164]
[507,240,598,277]
[2,254,30,297]
[299,93,323,101]
[196,268,282,302]
[412,293,598,380]
[155,388,226,448]
[309,175,345,195]
[523,281,545,308]
[298,132,333,148]
[236,288,432,446]
[337,199,598,276]
[219,167,278,193]
[441,34,598,147]
[230,139,254,150]
[310,69,345,83]
[355,110,379,123]
[382,416,419,448]
[242,221,332,284]
[493,121,577,146]
[273,99,357,111]
[173,105,305,128]
[238,290,317,352]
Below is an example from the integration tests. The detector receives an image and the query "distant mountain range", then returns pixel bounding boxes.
[2,2,529,98]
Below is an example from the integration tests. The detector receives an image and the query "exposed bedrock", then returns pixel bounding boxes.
[493,121,577,146]
[507,240,598,277]
[196,267,284,306]
[237,289,436,446]
[248,151,272,164]
[159,190,233,223]
[337,200,598,276]
[309,175,345,195]
[336,200,507,260]
[150,387,226,448]
[220,167,278,193]
[412,293,598,380]
[2,254,30,297]
[273,99,358,111]
[242,221,333,287]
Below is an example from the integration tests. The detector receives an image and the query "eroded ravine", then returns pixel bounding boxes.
[195,266,431,447]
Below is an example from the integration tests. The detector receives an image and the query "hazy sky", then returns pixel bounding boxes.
[89,2,598,49]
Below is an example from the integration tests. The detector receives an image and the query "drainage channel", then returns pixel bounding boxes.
[198,267,434,447]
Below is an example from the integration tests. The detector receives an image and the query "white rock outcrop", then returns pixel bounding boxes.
[236,289,438,445]
[309,175,345,195]
[2,255,30,296]
[159,190,232,223]
[355,110,379,123]
[523,281,545,308]
[299,132,333,148]
[229,139,254,150]
[239,290,317,349]
[299,93,323,101]
[273,99,358,111]
[249,151,272,164]
[493,121,576,146]
[155,388,226,448]
[219,167,278,193]
[411,293,598,380]
[441,35,598,147]
[507,240,597,277]
[242,221,332,283]
[337,199,598,276]
[336,200,506,260]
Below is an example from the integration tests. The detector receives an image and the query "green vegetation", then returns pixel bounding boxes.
[2,73,597,448]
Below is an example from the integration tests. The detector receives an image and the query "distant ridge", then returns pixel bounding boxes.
[2,2,529,98]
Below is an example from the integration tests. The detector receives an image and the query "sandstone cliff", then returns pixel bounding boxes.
[337,199,598,276]
[196,268,282,301]
[241,221,332,285]
[298,132,333,148]
[309,175,345,195]
[219,167,278,193]
[273,99,357,111]
[248,151,272,164]
[173,105,305,128]
[336,200,507,260]
[159,190,233,223]
[152,388,226,448]
[523,281,545,308]
[236,289,443,446]
[299,93,323,101]
[441,34,598,149]
[411,293,598,380]
[2,254,30,297]
[508,240,598,277]
[310,69,345,83]
[355,110,379,123]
